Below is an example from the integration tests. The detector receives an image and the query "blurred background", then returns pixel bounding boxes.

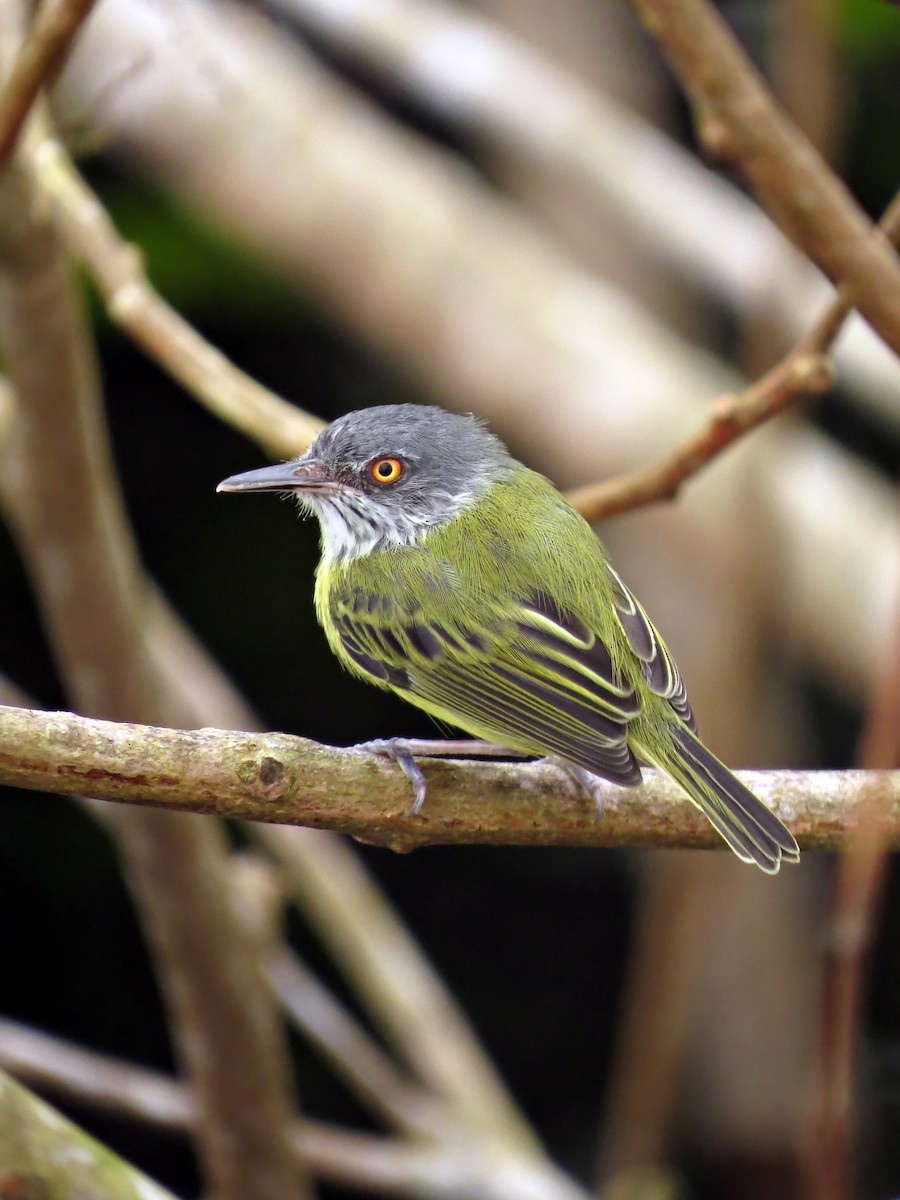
[0,0,899,1197]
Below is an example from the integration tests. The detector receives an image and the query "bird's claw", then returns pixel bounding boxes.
[543,758,604,815]
[353,737,429,815]
[354,737,531,816]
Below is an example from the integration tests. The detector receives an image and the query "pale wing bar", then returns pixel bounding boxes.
[606,567,697,731]
[331,595,643,785]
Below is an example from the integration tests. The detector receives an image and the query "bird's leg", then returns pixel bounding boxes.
[352,737,530,816]
[355,737,530,760]
[356,739,602,816]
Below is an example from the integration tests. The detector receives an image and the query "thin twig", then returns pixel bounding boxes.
[0,0,100,165]
[627,0,900,358]
[567,352,832,521]
[568,190,900,521]
[27,135,323,459]
[0,704,894,849]
[258,820,549,1161]
[270,948,455,1141]
[0,1016,194,1133]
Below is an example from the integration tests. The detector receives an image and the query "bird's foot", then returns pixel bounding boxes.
[353,738,428,815]
[543,758,603,815]
[353,737,528,816]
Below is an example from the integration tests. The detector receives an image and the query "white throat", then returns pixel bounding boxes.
[306,492,435,562]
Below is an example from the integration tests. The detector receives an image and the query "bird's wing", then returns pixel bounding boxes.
[606,567,697,731]
[330,589,644,785]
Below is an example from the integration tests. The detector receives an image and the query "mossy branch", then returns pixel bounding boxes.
[0,704,896,851]
[0,1068,178,1200]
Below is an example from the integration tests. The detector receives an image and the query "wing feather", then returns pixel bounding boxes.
[331,591,643,785]
[607,567,697,731]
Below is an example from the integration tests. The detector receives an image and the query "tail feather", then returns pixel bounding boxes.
[641,726,800,874]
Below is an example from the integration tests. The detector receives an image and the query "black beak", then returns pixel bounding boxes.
[216,459,337,494]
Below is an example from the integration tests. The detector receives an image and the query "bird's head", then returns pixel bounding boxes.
[217,404,512,561]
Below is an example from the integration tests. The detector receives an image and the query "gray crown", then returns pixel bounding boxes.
[303,405,513,560]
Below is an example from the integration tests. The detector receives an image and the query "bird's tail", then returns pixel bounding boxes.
[641,725,800,874]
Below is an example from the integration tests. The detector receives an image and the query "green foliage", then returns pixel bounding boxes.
[837,0,900,60]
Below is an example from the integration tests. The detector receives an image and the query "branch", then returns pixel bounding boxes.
[0,705,895,849]
[270,947,455,1141]
[0,676,565,1190]
[0,0,100,165]
[1,1022,563,1200]
[28,135,323,459]
[805,599,900,1199]
[21,85,893,530]
[0,1068,178,1200]
[627,0,900,359]
[0,566,551,1173]
[272,0,900,435]
[0,1016,193,1134]
[0,65,305,1197]
[57,0,899,703]
[567,352,832,521]
[567,190,900,520]
[255,822,547,1160]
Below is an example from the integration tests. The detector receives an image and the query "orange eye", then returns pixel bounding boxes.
[370,457,403,485]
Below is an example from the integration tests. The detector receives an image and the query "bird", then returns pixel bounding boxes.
[218,403,799,873]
